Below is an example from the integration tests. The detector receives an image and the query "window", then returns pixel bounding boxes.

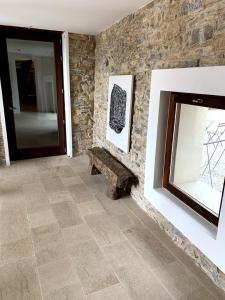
[163,92,225,226]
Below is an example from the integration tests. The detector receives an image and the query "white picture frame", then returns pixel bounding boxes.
[106,75,134,153]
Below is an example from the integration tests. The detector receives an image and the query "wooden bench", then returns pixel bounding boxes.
[87,147,137,200]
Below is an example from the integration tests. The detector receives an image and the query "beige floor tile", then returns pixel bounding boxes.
[51,165,75,178]
[74,154,89,164]
[102,240,143,270]
[24,191,50,214]
[184,261,225,300]
[0,204,30,245]
[0,188,26,211]
[69,157,89,174]
[77,199,104,216]
[95,192,130,216]
[153,261,206,298]
[36,156,69,171]
[31,223,63,251]
[87,183,106,194]
[35,240,68,266]
[52,200,82,228]
[178,287,217,300]
[123,197,225,299]
[43,283,86,300]
[32,221,67,266]
[2,161,38,177]
[0,156,224,300]
[48,190,74,203]
[41,165,76,179]
[115,260,172,300]
[42,176,65,193]
[79,173,104,186]
[61,175,84,187]
[22,181,45,194]
[38,257,79,294]
[125,225,176,270]
[29,209,57,228]
[62,223,94,247]
[69,183,95,203]
[164,241,225,299]
[21,173,42,184]
[0,257,42,300]
[70,164,90,175]
[123,197,180,247]
[111,211,142,231]
[85,212,126,247]
[70,238,119,294]
[0,173,39,187]
[123,197,192,263]
[87,284,130,300]
[0,237,34,266]
[0,181,21,196]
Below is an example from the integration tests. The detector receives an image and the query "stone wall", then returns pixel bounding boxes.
[69,33,95,156]
[93,0,225,291]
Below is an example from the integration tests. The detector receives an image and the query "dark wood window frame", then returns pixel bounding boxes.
[163,92,225,226]
[0,25,66,160]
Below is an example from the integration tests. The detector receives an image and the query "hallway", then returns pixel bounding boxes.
[0,156,224,299]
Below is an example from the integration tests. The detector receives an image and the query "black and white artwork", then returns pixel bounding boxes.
[106,75,134,153]
[109,84,127,134]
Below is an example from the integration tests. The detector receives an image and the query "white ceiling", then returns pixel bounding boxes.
[0,0,152,35]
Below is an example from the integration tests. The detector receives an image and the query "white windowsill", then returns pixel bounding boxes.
[175,180,221,217]
[150,187,218,240]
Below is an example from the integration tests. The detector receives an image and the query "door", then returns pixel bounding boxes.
[0,26,66,160]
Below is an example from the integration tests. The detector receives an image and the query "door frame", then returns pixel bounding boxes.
[0,26,73,162]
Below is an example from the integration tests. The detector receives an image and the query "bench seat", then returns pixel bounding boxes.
[87,147,137,200]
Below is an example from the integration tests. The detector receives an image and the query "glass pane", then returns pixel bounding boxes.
[170,103,225,217]
[6,38,59,149]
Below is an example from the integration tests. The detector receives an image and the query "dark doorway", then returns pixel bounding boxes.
[0,26,66,160]
[16,59,38,112]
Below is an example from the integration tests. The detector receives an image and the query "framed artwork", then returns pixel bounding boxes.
[106,75,134,153]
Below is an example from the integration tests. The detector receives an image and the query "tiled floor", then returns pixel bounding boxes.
[0,155,224,300]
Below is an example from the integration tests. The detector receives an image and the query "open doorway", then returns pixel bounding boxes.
[0,27,66,160]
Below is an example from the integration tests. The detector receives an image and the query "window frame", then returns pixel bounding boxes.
[163,92,225,226]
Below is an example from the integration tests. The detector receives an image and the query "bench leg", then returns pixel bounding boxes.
[90,164,101,175]
[107,185,122,200]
